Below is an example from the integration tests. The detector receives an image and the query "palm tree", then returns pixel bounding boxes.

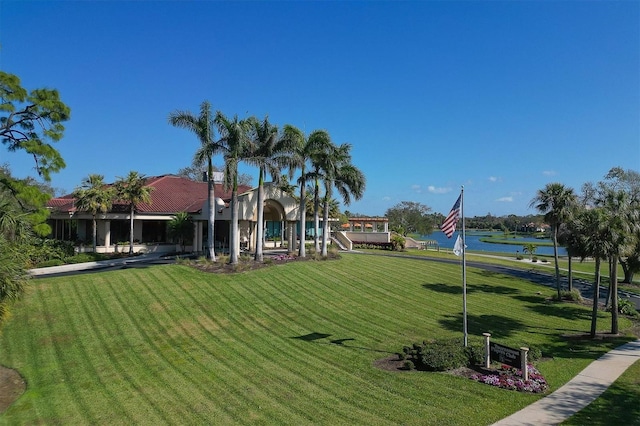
[280,126,330,258]
[570,207,610,337]
[168,212,193,253]
[530,183,577,299]
[72,174,114,252]
[245,116,288,262]
[318,143,365,257]
[598,188,638,334]
[216,112,250,265]
[0,199,31,243]
[168,101,222,260]
[114,171,153,255]
[522,243,537,261]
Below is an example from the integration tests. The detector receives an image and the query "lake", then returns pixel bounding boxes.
[420,231,567,256]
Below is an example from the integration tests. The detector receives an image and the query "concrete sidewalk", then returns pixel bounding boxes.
[28,251,170,277]
[492,339,640,425]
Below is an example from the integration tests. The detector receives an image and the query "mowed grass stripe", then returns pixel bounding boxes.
[175,270,383,425]
[104,270,246,424]
[216,272,405,425]
[208,270,430,422]
[151,266,331,424]
[137,267,316,424]
[81,273,181,424]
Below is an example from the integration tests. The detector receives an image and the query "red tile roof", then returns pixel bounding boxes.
[47,175,253,215]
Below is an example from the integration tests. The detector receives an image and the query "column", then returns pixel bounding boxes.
[104,220,111,249]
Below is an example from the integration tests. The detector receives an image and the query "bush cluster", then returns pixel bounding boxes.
[610,298,639,318]
[352,241,394,250]
[555,289,583,302]
[401,338,484,371]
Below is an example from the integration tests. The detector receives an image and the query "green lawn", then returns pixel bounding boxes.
[562,359,640,425]
[0,253,635,425]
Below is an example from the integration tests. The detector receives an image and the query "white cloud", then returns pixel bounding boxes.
[542,170,556,176]
[382,196,391,201]
[488,176,500,183]
[411,184,422,193]
[427,185,451,194]
[496,196,513,202]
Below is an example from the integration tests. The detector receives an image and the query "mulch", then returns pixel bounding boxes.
[0,366,25,413]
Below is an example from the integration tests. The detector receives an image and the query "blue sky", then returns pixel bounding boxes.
[1,1,638,218]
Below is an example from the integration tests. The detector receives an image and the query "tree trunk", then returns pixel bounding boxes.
[590,257,601,338]
[92,216,97,253]
[254,170,265,262]
[610,254,619,334]
[313,179,320,254]
[321,196,330,257]
[552,226,561,299]
[229,178,239,265]
[206,160,216,261]
[605,259,613,309]
[298,182,306,258]
[129,205,135,255]
[567,256,573,292]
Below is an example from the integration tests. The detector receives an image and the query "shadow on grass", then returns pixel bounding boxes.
[438,313,527,338]
[422,282,521,295]
[540,334,635,360]
[525,303,593,321]
[291,332,395,354]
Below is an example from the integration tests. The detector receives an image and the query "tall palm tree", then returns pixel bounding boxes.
[308,133,334,254]
[598,188,638,334]
[530,183,577,299]
[72,174,114,252]
[168,101,222,260]
[245,116,287,262]
[317,143,365,257]
[281,126,330,258]
[216,112,250,265]
[571,207,610,337]
[114,171,153,255]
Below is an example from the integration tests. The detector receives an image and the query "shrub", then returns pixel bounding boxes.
[402,360,415,371]
[555,289,583,302]
[65,253,109,264]
[35,259,65,268]
[614,298,639,318]
[402,337,484,372]
[527,346,542,361]
[390,234,406,251]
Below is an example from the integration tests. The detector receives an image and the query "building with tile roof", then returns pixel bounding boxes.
[46,174,306,254]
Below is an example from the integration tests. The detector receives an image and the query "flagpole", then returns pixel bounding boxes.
[461,186,468,347]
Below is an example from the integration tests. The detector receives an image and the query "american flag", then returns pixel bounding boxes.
[441,194,461,238]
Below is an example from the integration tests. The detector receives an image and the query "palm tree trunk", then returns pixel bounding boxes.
[611,254,619,334]
[298,182,306,258]
[590,257,601,337]
[567,256,573,292]
[230,179,239,265]
[129,205,135,255]
[313,180,320,254]
[206,161,216,261]
[92,216,97,253]
[255,170,265,262]
[605,259,613,308]
[552,227,561,299]
[321,196,330,257]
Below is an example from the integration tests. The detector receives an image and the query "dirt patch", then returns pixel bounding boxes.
[0,365,25,413]
[373,354,497,378]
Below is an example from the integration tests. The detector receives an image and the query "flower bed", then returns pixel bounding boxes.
[470,364,548,393]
